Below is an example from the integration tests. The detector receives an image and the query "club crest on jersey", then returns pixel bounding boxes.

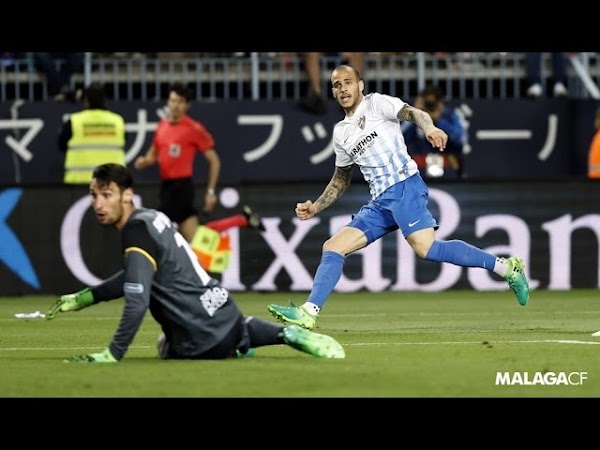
[358,115,366,130]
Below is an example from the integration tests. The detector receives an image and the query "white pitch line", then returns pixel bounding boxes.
[0,345,155,352]
[1,317,120,322]
[2,339,599,353]
[347,339,600,346]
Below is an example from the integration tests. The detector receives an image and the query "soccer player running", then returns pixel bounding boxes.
[268,64,530,331]
[45,163,344,362]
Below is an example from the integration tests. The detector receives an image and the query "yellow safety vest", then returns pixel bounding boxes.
[64,109,126,184]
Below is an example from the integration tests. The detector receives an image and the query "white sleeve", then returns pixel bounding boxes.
[332,125,353,167]
[371,92,406,119]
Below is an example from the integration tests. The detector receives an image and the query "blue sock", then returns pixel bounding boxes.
[425,240,496,270]
[307,251,346,308]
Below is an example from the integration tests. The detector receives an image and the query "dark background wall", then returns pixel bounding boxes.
[1,99,598,296]
[0,181,598,296]
[0,98,597,186]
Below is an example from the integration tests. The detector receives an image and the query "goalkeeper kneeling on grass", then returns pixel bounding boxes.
[46,163,345,362]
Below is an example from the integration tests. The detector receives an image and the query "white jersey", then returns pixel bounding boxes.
[333,92,418,199]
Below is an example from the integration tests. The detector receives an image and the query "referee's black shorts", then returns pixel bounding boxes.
[159,177,197,224]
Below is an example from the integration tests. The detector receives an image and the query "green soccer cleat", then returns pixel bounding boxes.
[505,257,530,306]
[268,301,317,330]
[280,325,345,359]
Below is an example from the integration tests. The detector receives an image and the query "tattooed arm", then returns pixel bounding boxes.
[315,164,353,212]
[295,165,353,220]
[398,104,448,150]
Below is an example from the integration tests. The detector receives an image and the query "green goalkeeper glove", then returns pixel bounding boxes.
[64,348,117,363]
[46,287,95,320]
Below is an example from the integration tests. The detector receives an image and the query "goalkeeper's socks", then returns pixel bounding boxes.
[306,251,345,308]
[425,239,497,270]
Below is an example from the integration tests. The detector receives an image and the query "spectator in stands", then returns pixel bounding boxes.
[33,52,84,101]
[402,85,466,179]
[525,52,569,98]
[299,52,365,114]
[588,106,600,179]
[58,82,127,184]
[134,83,264,275]
[0,52,15,67]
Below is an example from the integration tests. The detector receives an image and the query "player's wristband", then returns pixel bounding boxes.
[206,188,216,196]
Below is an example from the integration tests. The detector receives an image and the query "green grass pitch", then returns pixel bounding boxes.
[1,290,599,397]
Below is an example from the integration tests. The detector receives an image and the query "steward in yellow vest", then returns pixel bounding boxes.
[59,83,126,184]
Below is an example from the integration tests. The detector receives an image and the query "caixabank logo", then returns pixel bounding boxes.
[0,188,40,289]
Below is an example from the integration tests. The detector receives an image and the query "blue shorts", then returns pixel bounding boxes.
[347,173,438,244]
